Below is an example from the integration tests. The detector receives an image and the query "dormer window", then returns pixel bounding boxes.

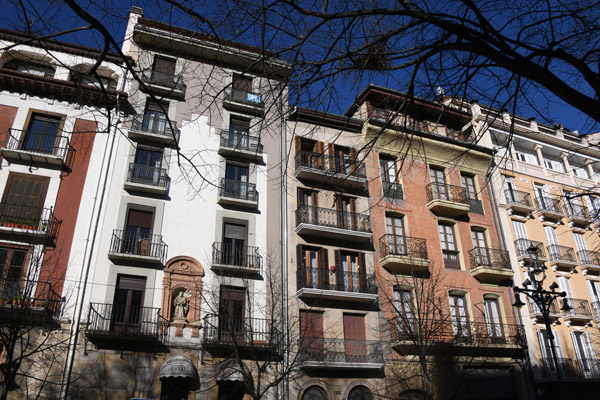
[4,59,54,78]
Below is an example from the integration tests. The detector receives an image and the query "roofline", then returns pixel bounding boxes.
[288,107,363,132]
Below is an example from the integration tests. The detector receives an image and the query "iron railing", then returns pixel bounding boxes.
[109,230,167,263]
[541,358,600,379]
[535,196,565,215]
[87,302,160,337]
[529,299,560,316]
[5,129,72,161]
[219,178,257,202]
[294,150,367,179]
[130,114,179,141]
[127,163,170,189]
[565,202,591,221]
[443,250,460,269]
[382,182,404,199]
[390,319,525,347]
[563,298,593,318]
[212,242,262,273]
[592,301,600,320]
[219,129,263,154]
[295,205,371,233]
[425,183,468,205]
[547,245,577,264]
[578,250,600,267]
[379,234,428,260]
[296,267,378,295]
[203,313,279,345]
[504,189,534,208]
[514,239,547,258]
[0,278,61,316]
[468,247,511,270]
[141,70,185,92]
[298,338,383,364]
[0,204,60,240]
[223,87,263,107]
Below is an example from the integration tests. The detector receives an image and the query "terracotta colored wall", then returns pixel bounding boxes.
[0,105,18,146]
[40,118,97,295]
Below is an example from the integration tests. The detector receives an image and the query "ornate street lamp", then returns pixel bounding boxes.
[512,245,570,397]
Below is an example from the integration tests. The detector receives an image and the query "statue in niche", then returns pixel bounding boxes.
[172,289,192,322]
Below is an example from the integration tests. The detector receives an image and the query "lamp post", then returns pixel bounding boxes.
[512,245,571,399]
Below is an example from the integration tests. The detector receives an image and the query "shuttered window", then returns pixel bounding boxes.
[1,173,49,221]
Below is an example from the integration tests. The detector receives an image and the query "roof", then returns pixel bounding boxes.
[288,107,363,132]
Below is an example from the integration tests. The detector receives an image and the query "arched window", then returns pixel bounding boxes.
[348,386,372,400]
[302,386,327,400]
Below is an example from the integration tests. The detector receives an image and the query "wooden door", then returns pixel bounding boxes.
[1,173,49,228]
[218,286,246,342]
[344,314,367,362]
[112,275,146,334]
[471,230,489,266]
[300,310,323,360]
[24,114,61,154]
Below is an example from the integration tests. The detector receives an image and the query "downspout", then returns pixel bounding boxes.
[280,101,290,400]
[60,72,127,399]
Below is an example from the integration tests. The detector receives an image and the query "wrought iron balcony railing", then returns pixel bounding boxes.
[223,87,263,107]
[425,183,468,205]
[547,244,577,264]
[514,239,547,258]
[382,181,404,200]
[562,298,593,318]
[443,249,460,269]
[219,178,257,202]
[566,202,591,221]
[130,114,179,141]
[296,267,378,295]
[5,128,72,161]
[141,70,185,92]
[219,129,263,154]
[0,278,61,316]
[295,205,371,233]
[203,313,279,346]
[298,338,383,364]
[379,234,428,260]
[108,230,167,263]
[578,250,600,267]
[535,196,565,215]
[127,163,170,189]
[468,247,511,270]
[592,301,600,320]
[541,357,600,380]
[0,204,60,240]
[87,302,160,337]
[504,189,534,208]
[294,150,367,179]
[212,242,262,272]
[529,299,560,316]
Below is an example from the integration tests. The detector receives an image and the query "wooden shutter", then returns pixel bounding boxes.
[334,250,341,291]
[318,248,329,289]
[343,314,366,360]
[349,148,357,175]
[2,174,49,220]
[358,252,367,292]
[294,137,302,156]
[328,143,335,170]
[127,210,153,229]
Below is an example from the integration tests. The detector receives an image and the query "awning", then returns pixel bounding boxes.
[216,360,249,382]
[158,355,197,380]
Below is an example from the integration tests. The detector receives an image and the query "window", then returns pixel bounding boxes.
[218,286,246,342]
[544,158,565,172]
[380,156,402,198]
[231,74,257,103]
[142,100,168,134]
[538,329,565,377]
[449,294,469,337]
[123,208,154,255]
[224,162,249,198]
[24,113,62,154]
[71,71,116,90]
[348,386,373,400]
[573,166,589,179]
[302,386,327,400]
[534,183,556,211]
[0,173,49,227]
[515,150,539,165]
[131,147,163,185]
[227,116,250,150]
[471,229,489,266]
[222,222,247,266]
[587,280,600,319]
[544,226,560,261]
[430,167,447,200]
[484,297,503,340]
[4,59,54,78]
[386,215,406,255]
[151,56,177,87]
[394,289,414,336]
[461,174,477,200]
[0,247,28,298]
[512,220,529,256]
[331,145,355,175]
[438,224,459,269]
[296,245,328,289]
[502,175,519,203]
[334,250,366,293]
[112,275,146,334]
[300,310,324,358]
[336,196,356,230]
[297,188,319,224]
[585,196,600,223]
[343,314,367,362]
[572,331,598,378]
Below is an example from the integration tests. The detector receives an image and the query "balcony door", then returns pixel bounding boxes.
[24,113,61,154]
[574,232,589,263]
[1,173,49,228]
[572,331,598,378]
[300,310,323,360]
[298,188,318,224]
[142,100,167,134]
[151,56,176,86]
[344,314,366,363]
[512,220,529,256]
[471,229,489,266]
[587,280,600,319]
[0,247,27,299]
[228,116,250,150]
[297,245,328,290]
[537,329,565,377]
[133,147,163,185]
[502,175,519,203]
[336,251,365,293]
[232,74,253,102]
[112,275,145,334]
[544,226,560,260]
[336,196,356,230]
[218,286,246,342]
[484,297,504,341]
[394,289,414,338]
[534,183,553,210]
[461,174,477,200]
[557,277,573,315]
[449,294,470,338]
[225,163,249,198]
[124,209,153,256]
[331,145,352,175]
[439,224,459,269]
[223,222,246,266]
[430,168,447,200]
[386,215,405,255]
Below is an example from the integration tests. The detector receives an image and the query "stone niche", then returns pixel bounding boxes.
[161,256,204,337]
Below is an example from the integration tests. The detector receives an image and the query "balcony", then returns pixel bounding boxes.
[562,298,594,325]
[579,250,600,275]
[425,183,470,217]
[108,230,167,265]
[378,234,429,274]
[140,70,185,97]
[0,205,60,246]
[390,319,524,357]
[0,279,62,327]
[566,203,592,227]
[529,300,561,324]
[127,114,180,145]
[202,314,280,360]
[468,247,513,284]
[295,205,372,242]
[504,190,536,217]
[592,301,600,320]
[294,151,367,189]
[535,196,565,222]
[218,129,263,162]
[211,242,262,275]
[222,87,264,115]
[124,163,170,195]
[217,179,258,208]
[298,338,383,373]
[514,239,548,265]
[86,302,161,345]
[296,268,378,304]
[382,182,404,200]
[2,129,73,168]
[547,245,578,270]
[541,358,600,380]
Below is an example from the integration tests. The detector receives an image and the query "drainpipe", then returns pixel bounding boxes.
[60,72,127,399]
[280,100,289,400]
